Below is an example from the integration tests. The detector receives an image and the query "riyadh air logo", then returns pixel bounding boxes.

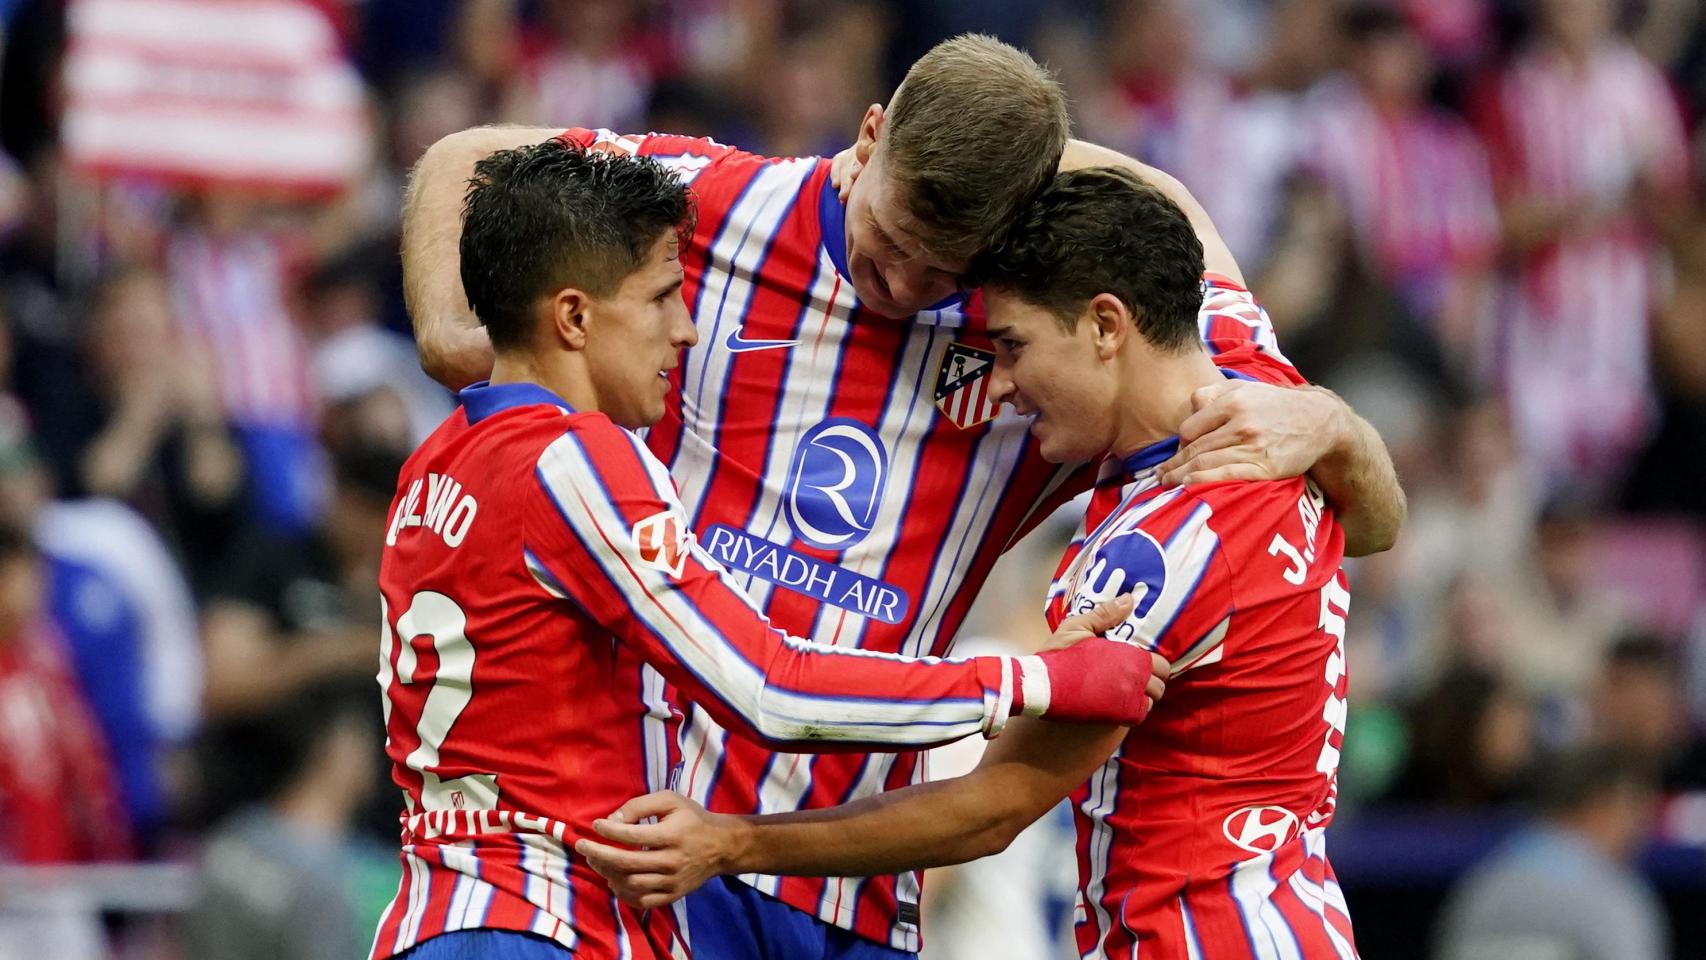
[1075,526,1168,623]
[1222,806,1300,856]
[786,419,888,550]
[632,510,692,578]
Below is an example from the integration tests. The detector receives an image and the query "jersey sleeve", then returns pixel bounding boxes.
[1058,491,1237,674]
[558,127,742,177]
[1198,275,1297,376]
[521,415,1025,748]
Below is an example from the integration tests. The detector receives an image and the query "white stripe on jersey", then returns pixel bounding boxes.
[1287,872,1356,960]
[610,890,635,960]
[671,157,820,513]
[812,751,900,925]
[536,430,1004,743]
[908,406,1035,658]
[1230,853,1302,960]
[1077,748,1126,960]
[398,849,431,950]
[519,833,578,949]
[1180,895,1207,960]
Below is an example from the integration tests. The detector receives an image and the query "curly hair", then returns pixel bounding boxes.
[459,139,693,351]
[969,167,1205,350]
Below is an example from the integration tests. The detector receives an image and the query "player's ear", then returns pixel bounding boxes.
[854,103,885,164]
[549,287,591,351]
[1088,293,1128,360]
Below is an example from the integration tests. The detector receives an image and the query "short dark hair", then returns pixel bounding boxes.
[1532,746,1656,817]
[970,167,1204,349]
[460,139,692,351]
[884,34,1071,262]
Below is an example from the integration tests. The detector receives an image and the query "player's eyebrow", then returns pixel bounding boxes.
[986,324,1011,339]
[654,275,684,299]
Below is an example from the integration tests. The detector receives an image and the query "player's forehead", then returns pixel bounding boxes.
[982,288,1054,333]
[865,171,969,274]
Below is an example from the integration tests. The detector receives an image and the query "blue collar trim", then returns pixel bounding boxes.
[819,174,852,282]
[1121,435,1181,474]
[817,174,965,313]
[458,380,572,424]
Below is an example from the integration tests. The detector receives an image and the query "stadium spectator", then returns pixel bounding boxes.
[0,406,201,849]
[166,193,325,537]
[0,520,132,863]
[501,0,659,132]
[1472,0,1693,493]
[181,677,380,960]
[1434,747,1668,960]
[194,447,399,830]
[1083,0,1300,271]
[1302,5,1499,377]
[73,266,246,587]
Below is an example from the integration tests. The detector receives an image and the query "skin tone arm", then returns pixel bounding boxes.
[575,716,1125,909]
[403,125,562,389]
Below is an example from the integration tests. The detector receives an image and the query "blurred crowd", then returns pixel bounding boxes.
[0,0,1703,957]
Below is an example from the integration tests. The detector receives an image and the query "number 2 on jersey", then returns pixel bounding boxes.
[379,591,499,812]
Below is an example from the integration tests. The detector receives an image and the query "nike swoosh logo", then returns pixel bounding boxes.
[724,329,799,353]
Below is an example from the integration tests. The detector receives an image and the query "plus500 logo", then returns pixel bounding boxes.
[786,419,888,550]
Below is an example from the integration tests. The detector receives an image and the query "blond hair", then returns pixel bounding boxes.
[882,35,1070,261]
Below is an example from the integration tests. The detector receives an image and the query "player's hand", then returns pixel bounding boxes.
[1031,600,1170,727]
[575,791,747,910]
[1159,381,1345,488]
[829,141,865,201]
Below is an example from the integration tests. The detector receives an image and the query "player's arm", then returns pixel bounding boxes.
[577,716,1124,908]
[1060,140,1406,555]
[404,124,562,389]
[527,420,1166,749]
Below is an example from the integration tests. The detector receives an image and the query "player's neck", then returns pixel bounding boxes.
[1108,347,1224,462]
[490,351,598,414]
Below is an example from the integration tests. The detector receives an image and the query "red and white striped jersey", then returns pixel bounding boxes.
[1046,345,1357,960]
[564,126,1295,951]
[1303,76,1498,309]
[167,229,315,427]
[1472,41,1691,484]
[369,382,1040,959]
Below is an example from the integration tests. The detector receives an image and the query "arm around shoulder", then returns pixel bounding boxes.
[404,125,566,389]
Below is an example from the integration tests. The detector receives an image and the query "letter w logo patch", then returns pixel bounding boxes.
[632,510,692,579]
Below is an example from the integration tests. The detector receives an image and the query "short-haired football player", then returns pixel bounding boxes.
[369,142,1169,960]
[403,34,1398,960]
[578,169,1362,960]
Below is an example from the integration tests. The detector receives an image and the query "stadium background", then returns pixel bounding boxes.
[0,0,1703,956]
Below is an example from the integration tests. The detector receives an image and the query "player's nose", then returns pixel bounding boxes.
[987,359,1016,407]
[671,303,698,349]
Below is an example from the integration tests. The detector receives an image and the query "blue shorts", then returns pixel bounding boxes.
[683,876,912,960]
[392,930,570,959]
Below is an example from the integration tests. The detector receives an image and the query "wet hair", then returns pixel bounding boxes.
[970,167,1204,349]
[459,139,693,351]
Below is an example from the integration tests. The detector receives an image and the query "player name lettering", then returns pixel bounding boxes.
[703,524,911,625]
[386,472,479,549]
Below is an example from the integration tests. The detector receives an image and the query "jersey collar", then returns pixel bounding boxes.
[459,380,573,424]
[1109,367,1262,478]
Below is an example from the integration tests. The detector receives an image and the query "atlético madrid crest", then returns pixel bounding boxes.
[935,343,1000,429]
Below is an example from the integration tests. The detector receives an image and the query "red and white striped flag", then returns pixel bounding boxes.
[61,0,371,194]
